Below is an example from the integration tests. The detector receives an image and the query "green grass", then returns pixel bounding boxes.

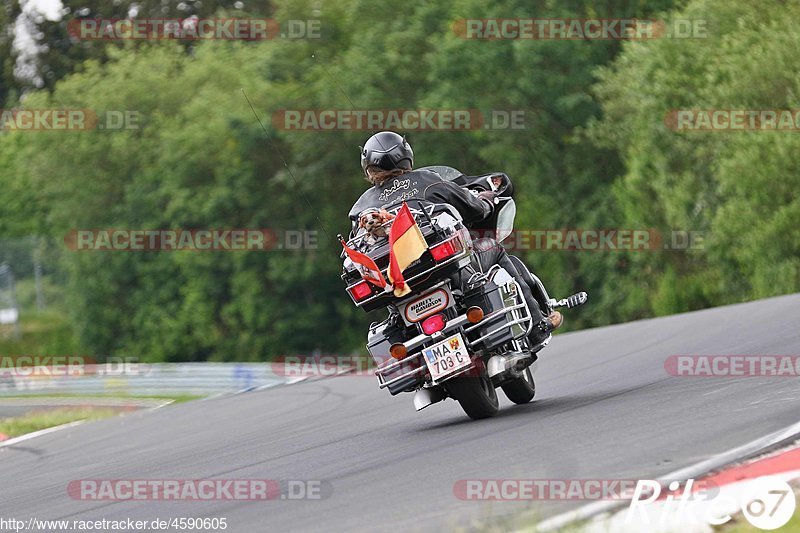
[0,309,77,355]
[718,487,800,532]
[0,406,118,438]
[0,393,203,404]
[721,513,800,532]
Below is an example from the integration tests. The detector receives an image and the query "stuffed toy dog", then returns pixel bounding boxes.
[358,208,395,243]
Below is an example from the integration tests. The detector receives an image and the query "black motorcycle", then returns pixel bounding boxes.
[342,166,586,419]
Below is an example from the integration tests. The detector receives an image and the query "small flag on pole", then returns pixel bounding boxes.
[340,236,387,288]
[387,202,427,297]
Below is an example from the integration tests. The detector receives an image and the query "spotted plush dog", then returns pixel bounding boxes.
[358,208,395,243]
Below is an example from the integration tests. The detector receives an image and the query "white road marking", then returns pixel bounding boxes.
[0,420,86,449]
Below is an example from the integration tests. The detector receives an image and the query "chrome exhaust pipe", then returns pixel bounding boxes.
[487,352,532,379]
[413,386,446,411]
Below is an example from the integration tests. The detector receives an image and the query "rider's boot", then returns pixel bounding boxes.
[471,239,566,349]
[506,255,564,345]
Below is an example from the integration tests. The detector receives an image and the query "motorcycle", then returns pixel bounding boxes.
[341,166,587,419]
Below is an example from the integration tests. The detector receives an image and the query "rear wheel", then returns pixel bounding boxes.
[445,364,499,420]
[501,366,535,404]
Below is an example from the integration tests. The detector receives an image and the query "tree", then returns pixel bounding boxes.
[589,0,800,314]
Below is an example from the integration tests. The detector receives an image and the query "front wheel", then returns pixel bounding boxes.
[444,364,499,420]
[501,366,535,404]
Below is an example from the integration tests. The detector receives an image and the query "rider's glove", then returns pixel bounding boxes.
[478,190,498,207]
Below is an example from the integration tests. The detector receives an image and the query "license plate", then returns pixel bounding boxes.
[422,333,471,381]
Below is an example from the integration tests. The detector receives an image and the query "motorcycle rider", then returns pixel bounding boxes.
[348,131,562,343]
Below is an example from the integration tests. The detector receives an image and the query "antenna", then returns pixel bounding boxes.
[311,53,389,150]
[241,88,330,238]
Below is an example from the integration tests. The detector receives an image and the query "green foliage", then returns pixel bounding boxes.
[0,309,77,356]
[590,0,800,315]
[1,0,796,361]
[10,0,275,94]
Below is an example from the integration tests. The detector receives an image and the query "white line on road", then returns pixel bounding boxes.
[0,420,86,449]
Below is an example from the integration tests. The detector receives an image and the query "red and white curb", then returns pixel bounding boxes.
[535,420,800,532]
[584,446,800,532]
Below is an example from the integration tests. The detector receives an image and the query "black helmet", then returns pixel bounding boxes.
[360,131,413,176]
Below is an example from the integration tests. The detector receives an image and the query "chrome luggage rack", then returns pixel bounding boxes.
[346,200,450,252]
[374,278,534,388]
[342,203,471,308]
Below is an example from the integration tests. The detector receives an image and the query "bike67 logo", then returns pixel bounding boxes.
[627,476,796,530]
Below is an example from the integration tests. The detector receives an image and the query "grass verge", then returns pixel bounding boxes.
[0,407,118,439]
[0,393,203,404]
[718,485,800,532]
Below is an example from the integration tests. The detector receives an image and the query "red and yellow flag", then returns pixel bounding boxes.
[388,202,427,297]
[340,238,387,288]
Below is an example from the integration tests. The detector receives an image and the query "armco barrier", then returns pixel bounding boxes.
[0,363,285,397]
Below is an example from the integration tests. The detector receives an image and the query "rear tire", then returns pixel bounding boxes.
[445,365,499,420]
[501,366,535,404]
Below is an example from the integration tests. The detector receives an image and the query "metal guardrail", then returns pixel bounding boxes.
[0,363,286,397]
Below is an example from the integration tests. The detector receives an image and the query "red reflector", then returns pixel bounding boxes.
[348,281,372,301]
[430,240,459,261]
[421,314,446,335]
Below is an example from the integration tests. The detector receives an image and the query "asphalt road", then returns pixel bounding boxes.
[1,294,799,532]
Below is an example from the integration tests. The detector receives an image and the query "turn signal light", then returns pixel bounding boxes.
[390,343,408,360]
[348,281,372,302]
[430,240,460,261]
[421,314,446,335]
[466,306,485,323]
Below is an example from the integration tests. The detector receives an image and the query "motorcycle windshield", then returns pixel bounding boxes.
[496,199,516,243]
[417,165,463,182]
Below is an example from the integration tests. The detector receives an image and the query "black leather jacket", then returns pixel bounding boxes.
[348,169,492,228]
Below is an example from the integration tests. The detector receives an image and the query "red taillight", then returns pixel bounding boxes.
[348,281,373,301]
[430,239,460,261]
[421,314,446,335]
